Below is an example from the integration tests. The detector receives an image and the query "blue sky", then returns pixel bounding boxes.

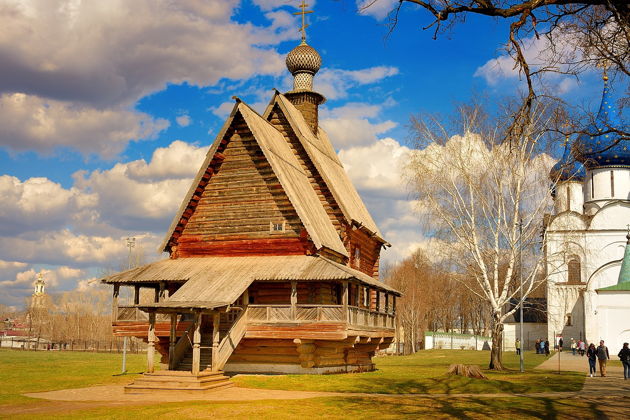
[0,0,619,308]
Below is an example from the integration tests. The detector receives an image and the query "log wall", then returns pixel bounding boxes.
[248,281,340,305]
[176,113,311,257]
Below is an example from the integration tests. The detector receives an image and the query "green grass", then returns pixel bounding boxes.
[5,396,602,420]
[0,349,146,406]
[233,350,585,394]
[0,348,595,419]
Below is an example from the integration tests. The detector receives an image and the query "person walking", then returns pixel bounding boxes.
[558,336,564,352]
[596,340,610,377]
[539,339,545,355]
[535,339,540,354]
[578,340,585,356]
[618,342,630,380]
[587,343,597,377]
[515,338,521,355]
[544,339,550,356]
[571,338,577,356]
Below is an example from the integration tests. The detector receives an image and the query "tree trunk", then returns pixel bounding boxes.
[489,313,505,370]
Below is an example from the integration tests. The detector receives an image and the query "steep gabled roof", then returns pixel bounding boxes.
[264,92,385,242]
[160,100,347,258]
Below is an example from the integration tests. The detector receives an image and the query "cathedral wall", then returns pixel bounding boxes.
[554,181,584,214]
[584,168,630,210]
[596,292,630,349]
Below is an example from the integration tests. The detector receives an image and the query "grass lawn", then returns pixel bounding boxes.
[233,350,585,394]
[0,349,146,406]
[7,395,599,420]
[1,348,599,419]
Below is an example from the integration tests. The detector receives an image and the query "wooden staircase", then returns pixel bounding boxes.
[176,337,213,371]
[124,370,233,394]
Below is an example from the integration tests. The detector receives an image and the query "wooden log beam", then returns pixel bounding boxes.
[147,310,156,373]
[112,284,120,322]
[192,311,202,375]
[211,312,220,371]
[168,313,177,370]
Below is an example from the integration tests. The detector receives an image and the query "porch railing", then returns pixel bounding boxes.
[248,304,395,329]
[115,305,169,322]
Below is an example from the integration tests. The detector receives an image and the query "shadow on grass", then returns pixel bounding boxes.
[323,395,605,419]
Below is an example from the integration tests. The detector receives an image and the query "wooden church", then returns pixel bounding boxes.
[102,16,400,393]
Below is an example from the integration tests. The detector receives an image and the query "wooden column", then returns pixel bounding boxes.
[243,288,249,307]
[393,296,397,315]
[290,281,297,320]
[153,286,159,303]
[211,312,220,371]
[159,282,167,302]
[385,293,389,314]
[147,310,156,373]
[133,285,140,305]
[112,284,120,322]
[168,313,177,369]
[375,290,380,312]
[192,311,202,375]
[342,281,348,322]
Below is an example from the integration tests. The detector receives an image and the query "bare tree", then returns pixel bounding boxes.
[405,101,556,369]
[363,1,629,141]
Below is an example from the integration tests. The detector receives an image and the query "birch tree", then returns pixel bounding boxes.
[405,102,556,369]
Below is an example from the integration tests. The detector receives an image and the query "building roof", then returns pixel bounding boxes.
[101,255,400,301]
[550,137,586,182]
[597,232,630,292]
[160,100,347,258]
[266,92,385,242]
[576,76,628,168]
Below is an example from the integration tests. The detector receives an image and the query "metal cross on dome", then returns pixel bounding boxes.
[293,0,313,43]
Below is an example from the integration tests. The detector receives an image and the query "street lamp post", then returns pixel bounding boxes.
[518,219,524,373]
[122,237,135,374]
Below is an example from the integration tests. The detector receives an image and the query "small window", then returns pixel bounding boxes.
[565,314,573,326]
[353,246,361,267]
[270,221,285,233]
[567,256,581,284]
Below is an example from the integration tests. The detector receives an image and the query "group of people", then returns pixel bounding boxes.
[515,338,630,380]
[587,340,630,379]
[533,338,550,355]
[557,337,586,356]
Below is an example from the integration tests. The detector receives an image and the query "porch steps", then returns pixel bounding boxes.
[124,370,233,393]
[176,338,213,371]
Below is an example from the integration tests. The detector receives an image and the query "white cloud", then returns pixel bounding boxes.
[315,66,399,100]
[339,137,410,199]
[0,175,87,236]
[320,102,397,148]
[0,93,169,157]
[176,115,192,127]
[356,0,397,21]
[474,33,584,93]
[0,0,301,157]
[0,0,289,107]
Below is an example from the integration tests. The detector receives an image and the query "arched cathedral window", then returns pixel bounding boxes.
[567,256,581,284]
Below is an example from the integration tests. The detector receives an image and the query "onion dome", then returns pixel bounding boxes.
[550,138,586,182]
[576,75,628,167]
[286,40,322,76]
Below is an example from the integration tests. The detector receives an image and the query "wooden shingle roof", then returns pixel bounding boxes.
[101,255,400,307]
[159,100,347,258]
[266,93,385,242]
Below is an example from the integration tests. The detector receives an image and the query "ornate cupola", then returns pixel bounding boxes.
[550,137,586,183]
[550,137,586,214]
[284,1,325,133]
[575,72,628,212]
[576,73,627,167]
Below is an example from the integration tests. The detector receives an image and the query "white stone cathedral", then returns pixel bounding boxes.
[545,74,630,350]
